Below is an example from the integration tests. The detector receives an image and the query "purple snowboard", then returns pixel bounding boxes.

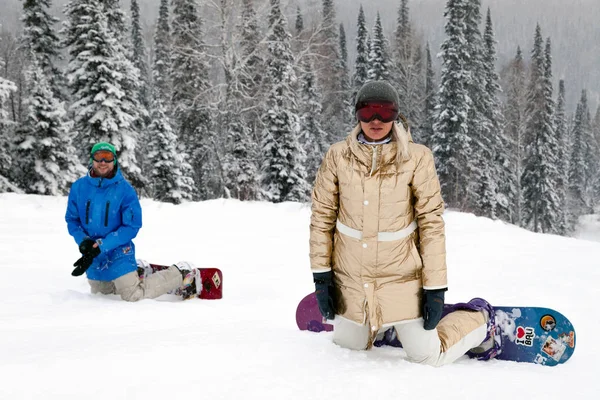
[296,292,333,332]
[296,292,576,366]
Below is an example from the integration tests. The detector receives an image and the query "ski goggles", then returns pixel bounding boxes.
[355,101,399,123]
[92,150,115,163]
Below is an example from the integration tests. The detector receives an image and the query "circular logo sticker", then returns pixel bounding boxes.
[540,314,556,331]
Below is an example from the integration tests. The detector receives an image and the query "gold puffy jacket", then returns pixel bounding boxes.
[310,123,447,336]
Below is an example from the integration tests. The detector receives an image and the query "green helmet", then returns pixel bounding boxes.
[90,142,117,165]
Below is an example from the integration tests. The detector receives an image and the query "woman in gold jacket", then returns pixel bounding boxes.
[309,81,499,366]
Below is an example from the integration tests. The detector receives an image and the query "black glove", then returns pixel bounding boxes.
[79,238,97,255]
[71,243,101,276]
[72,255,94,276]
[423,288,447,330]
[314,271,336,320]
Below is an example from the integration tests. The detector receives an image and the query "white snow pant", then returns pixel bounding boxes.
[88,266,183,302]
[333,310,487,367]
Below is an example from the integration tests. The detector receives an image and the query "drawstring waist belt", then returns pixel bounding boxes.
[336,220,418,242]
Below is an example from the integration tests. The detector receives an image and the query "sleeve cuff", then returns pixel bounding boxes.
[423,285,448,291]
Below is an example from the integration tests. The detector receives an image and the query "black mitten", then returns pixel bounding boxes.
[314,271,336,320]
[79,238,96,254]
[79,238,97,255]
[72,255,94,276]
[71,244,100,276]
[423,288,447,330]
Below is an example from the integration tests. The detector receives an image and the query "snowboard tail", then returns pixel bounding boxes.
[295,293,576,366]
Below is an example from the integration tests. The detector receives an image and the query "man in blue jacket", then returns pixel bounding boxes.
[65,142,195,301]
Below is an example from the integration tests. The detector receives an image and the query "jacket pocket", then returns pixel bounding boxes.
[409,240,423,271]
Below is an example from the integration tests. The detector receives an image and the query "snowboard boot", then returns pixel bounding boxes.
[446,297,500,360]
[173,261,201,300]
[136,259,153,280]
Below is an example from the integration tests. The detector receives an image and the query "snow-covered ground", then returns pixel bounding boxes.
[1,193,599,399]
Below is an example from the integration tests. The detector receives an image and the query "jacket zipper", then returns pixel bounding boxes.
[104,201,110,227]
[369,146,378,176]
[85,200,91,224]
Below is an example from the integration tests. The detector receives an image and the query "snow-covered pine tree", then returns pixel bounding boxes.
[593,106,600,148]
[482,8,514,222]
[576,90,599,212]
[62,0,145,190]
[126,0,152,187]
[554,80,569,231]
[0,37,16,125]
[146,93,194,204]
[260,0,309,203]
[295,6,303,35]
[298,56,329,185]
[352,5,369,101]
[338,22,353,135]
[392,0,425,142]
[394,0,412,61]
[13,58,82,195]
[420,42,436,147]
[339,22,349,87]
[318,0,346,143]
[463,0,496,218]
[153,0,172,106]
[222,105,260,201]
[555,79,569,167]
[567,91,592,227]
[503,46,527,225]
[593,106,600,205]
[0,37,18,192]
[367,13,391,82]
[541,37,564,233]
[593,105,600,203]
[431,0,472,209]
[104,1,144,123]
[239,0,265,147]
[21,0,66,102]
[222,75,260,201]
[171,0,215,199]
[521,30,562,234]
[581,98,599,214]
[130,0,150,113]
[218,0,260,201]
[1,32,28,125]
[103,0,126,39]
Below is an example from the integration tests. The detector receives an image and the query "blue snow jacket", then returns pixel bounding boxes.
[65,167,142,281]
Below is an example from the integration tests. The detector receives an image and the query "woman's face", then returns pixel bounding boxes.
[360,119,394,141]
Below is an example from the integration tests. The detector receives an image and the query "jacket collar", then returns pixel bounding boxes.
[346,124,400,172]
[85,167,123,187]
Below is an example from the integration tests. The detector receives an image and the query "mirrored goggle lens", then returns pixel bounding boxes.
[355,102,399,123]
[92,150,114,163]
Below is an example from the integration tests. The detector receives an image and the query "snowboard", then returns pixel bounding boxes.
[138,263,223,300]
[296,293,576,366]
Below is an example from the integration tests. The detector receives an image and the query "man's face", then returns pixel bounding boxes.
[91,150,115,177]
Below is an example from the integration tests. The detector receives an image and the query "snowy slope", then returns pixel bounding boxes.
[0,193,599,399]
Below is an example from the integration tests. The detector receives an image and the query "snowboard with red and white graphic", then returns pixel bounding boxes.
[137,260,223,300]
